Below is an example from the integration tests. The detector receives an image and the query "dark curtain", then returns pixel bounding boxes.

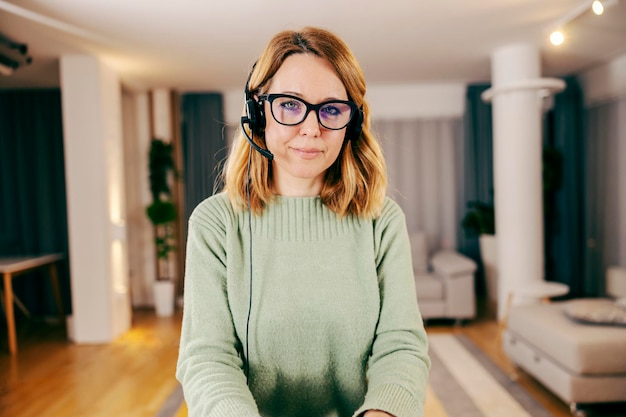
[460,84,494,296]
[584,97,622,297]
[180,93,228,237]
[544,77,586,295]
[0,89,71,317]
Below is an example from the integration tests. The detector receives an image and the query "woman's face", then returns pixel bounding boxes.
[263,53,349,197]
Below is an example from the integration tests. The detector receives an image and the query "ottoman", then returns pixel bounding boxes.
[503,301,626,411]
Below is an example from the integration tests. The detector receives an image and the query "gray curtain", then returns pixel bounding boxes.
[373,117,464,254]
[584,94,626,296]
[0,89,71,315]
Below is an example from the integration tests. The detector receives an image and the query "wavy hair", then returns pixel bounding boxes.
[223,27,387,218]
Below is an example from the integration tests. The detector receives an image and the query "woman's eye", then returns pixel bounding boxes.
[280,100,302,111]
[321,104,343,117]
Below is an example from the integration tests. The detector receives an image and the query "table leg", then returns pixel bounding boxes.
[497,291,514,342]
[3,272,17,355]
[49,263,64,322]
[12,295,31,317]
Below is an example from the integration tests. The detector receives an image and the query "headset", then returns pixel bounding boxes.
[240,64,365,162]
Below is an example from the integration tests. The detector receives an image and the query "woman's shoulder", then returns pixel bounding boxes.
[371,196,407,233]
[379,196,406,220]
[189,192,238,227]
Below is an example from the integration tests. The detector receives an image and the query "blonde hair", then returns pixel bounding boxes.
[223,27,387,218]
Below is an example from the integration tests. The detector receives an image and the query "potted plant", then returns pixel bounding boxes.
[146,138,178,316]
[462,201,495,237]
[462,200,498,305]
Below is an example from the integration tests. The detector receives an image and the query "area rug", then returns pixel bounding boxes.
[427,334,553,417]
[158,334,554,417]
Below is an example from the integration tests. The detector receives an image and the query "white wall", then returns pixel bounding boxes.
[366,83,466,120]
[580,51,626,106]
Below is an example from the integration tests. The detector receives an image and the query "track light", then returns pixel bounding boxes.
[592,0,605,15]
[547,0,619,46]
[549,30,565,46]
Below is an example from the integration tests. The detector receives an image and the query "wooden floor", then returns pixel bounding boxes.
[0,301,572,417]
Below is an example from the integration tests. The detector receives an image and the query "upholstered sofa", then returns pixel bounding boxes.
[503,266,626,416]
[409,232,477,322]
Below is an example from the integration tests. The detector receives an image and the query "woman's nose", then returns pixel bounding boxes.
[298,110,321,136]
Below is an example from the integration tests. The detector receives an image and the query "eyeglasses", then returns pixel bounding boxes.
[259,94,358,130]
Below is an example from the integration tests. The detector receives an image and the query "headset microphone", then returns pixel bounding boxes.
[242,64,274,161]
[241,114,274,160]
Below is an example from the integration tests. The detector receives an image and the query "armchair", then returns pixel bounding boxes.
[409,232,477,322]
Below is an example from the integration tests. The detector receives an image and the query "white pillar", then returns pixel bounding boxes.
[60,55,131,343]
[482,44,565,319]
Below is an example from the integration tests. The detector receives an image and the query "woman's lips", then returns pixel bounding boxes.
[292,147,322,159]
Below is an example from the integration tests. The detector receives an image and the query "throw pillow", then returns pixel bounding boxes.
[563,298,626,327]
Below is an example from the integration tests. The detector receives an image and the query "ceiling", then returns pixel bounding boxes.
[1,0,626,92]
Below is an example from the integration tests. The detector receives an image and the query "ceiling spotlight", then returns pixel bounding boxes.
[592,0,605,15]
[550,30,565,46]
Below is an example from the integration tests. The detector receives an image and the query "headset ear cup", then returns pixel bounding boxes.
[245,98,266,137]
[347,109,364,141]
[255,100,266,136]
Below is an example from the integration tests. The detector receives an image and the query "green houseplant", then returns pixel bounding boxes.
[462,200,495,237]
[146,138,177,279]
[146,138,178,316]
[462,199,498,305]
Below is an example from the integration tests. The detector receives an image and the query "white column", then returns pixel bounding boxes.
[60,55,131,343]
[482,44,565,319]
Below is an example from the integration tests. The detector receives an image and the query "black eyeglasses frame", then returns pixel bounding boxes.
[258,93,358,131]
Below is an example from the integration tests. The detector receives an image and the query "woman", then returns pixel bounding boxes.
[176,27,430,417]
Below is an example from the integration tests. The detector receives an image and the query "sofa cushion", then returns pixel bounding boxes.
[563,298,626,327]
[409,232,428,273]
[414,273,443,300]
[507,302,626,375]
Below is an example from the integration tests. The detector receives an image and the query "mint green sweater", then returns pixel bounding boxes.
[176,193,430,417]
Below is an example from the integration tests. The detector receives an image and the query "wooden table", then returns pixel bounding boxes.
[0,254,65,355]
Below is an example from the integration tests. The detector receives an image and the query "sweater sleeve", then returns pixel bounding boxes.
[176,199,261,417]
[354,199,431,417]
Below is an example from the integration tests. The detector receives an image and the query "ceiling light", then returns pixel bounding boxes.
[592,0,605,15]
[550,30,565,46]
